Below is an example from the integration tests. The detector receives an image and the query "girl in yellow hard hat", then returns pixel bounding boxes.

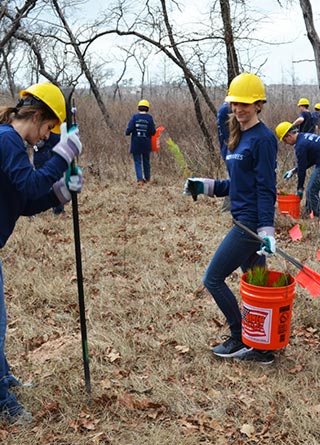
[0,82,82,423]
[184,73,277,364]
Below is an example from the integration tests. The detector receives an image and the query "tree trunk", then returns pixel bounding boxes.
[299,0,320,88]
[219,0,240,86]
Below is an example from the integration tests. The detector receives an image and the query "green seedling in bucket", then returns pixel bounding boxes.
[234,219,320,298]
[246,266,269,286]
[246,266,291,287]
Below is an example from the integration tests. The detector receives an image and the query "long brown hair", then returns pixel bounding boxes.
[0,94,57,126]
[227,101,264,152]
[227,114,241,152]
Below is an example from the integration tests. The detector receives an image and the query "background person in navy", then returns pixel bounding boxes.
[33,132,65,215]
[126,99,156,186]
[292,98,316,133]
[312,103,320,134]
[0,82,82,423]
[276,122,320,217]
[184,73,277,364]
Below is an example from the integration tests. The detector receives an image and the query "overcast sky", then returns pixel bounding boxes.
[80,0,320,86]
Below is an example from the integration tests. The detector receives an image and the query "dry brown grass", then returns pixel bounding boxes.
[1,168,320,444]
[1,91,320,443]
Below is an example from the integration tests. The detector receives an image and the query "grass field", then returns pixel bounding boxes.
[1,166,320,444]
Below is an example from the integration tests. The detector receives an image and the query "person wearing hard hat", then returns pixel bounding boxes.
[312,103,320,134]
[275,121,320,217]
[0,82,83,424]
[292,98,316,133]
[184,73,277,364]
[126,99,156,186]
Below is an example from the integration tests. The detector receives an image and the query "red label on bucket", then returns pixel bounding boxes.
[242,303,272,344]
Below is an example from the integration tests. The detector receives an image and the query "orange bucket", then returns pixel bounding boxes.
[277,194,300,218]
[240,271,296,350]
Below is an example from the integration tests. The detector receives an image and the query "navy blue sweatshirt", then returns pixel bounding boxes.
[0,125,67,248]
[295,132,320,190]
[126,112,156,154]
[213,121,277,229]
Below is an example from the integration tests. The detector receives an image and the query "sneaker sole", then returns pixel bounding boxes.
[235,354,275,365]
[212,346,252,358]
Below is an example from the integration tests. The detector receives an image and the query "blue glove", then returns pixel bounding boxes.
[283,168,297,180]
[296,189,303,199]
[183,178,215,200]
[257,227,276,257]
[53,166,83,204]
[52,122,82,165]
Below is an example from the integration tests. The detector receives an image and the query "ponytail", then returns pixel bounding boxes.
[0,107,17,125]
[0,94,57,126]
[227,114,241,152]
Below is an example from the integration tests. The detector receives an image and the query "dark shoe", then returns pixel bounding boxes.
[0,393,32,424]
[236,348,275,365]
[137,181,144,186]
[212,336,251,358]
[53,207,65,215]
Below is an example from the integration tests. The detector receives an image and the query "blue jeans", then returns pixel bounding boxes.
[203,222,266,339]
[0,261,11,410]
[306,167,320,216]
[132,152,150,182]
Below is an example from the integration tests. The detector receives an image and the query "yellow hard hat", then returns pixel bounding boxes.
[314,103,320,110]
[225,73,266,104]
[20,83,66,133]
[138,99,150,108]
[275,121,293,141]
[297,97,310,106]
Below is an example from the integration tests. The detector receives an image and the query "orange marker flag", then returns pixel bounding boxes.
[296,266,320,298]
[289,224,303,241]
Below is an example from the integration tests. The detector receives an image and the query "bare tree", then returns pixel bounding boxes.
[51,0,113,128]
[219,0,240,86]
[0,0,37,48]
[299,0,320,88]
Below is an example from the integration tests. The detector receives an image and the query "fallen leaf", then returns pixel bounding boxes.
[240,423,255,437]
[175,344,190,353]
[107,351,121,362]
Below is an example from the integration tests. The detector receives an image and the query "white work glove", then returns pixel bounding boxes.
[283,168,297,180]
[52,123,82,165]
[53,166,83,204]
[183,178,215,199]
[257,227,276,257]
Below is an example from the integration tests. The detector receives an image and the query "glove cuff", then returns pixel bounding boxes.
[258,226,275,237]
[203,179,215,197]
[52,142,74,165]
[53,178,71,204]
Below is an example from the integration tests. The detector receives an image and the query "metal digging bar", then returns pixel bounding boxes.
[233,218,320,298]
[62,86,91,397]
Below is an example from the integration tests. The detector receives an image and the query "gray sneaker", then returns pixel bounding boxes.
[236,348,275,365]
[0,393,32,425]
[212,336,251,358]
